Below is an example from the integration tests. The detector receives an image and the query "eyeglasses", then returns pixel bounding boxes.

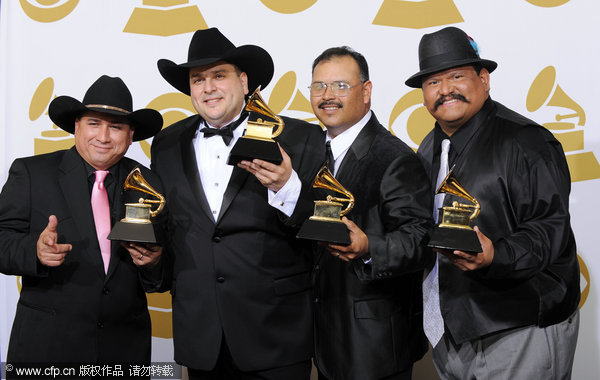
[308,81,364,97]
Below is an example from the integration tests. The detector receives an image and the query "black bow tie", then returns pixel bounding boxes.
[199,112,248,146]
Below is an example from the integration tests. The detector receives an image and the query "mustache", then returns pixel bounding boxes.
[434,93,469,110]
[318,101,343,109]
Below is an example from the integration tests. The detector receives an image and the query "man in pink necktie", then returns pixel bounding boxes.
[0,75,168,368]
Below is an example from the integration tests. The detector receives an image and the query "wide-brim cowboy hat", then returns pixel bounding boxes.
[405,27,497,88]
[49,75,163,141]
[157,27,274,95]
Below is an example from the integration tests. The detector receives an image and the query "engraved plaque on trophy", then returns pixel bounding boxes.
[427,169,482,253]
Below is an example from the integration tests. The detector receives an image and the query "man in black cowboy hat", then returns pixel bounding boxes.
[408,27,580,379]
[0,75,166,367]
[151,28,323,379]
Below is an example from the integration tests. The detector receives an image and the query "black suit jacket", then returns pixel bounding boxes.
[313,113,434,380]
[0,147,163,363]
[417,99,580,344]
[150,114,324,371]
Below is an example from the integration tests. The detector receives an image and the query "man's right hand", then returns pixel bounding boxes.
[37,215,72,267]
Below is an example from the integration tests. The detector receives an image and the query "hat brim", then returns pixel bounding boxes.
[49,96,163,141]
[158,45,274,95]
[405,58,497,88]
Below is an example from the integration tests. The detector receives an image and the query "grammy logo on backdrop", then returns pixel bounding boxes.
[108,167,166,244]
[297,165,355,245]
[228,87,285,166]
[427,168,482,253]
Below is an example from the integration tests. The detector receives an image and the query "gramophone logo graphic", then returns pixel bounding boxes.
[30,77,75,155]
[19,0,79,23]
[265,71,319,124]
[526,66,600,182]
[373,0,463,29]
[388,89,436,150]
[124,0,207,36]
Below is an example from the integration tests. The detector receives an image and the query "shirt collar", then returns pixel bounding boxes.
[433,97,496,160]
[326,110,372,161]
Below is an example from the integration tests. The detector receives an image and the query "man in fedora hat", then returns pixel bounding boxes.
[151,28,324,379]
[308,46,432,380]
[407,27,580,379]
[0,75,167,367]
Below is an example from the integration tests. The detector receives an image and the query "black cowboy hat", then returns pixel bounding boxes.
[48,75,163,141]
[157,27,274,95]
[405,27,497,88]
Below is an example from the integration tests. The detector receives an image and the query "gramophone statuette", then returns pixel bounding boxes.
[427,168,482,253]
[227,86,284,166]
[297,165,355,245]
[107,167,165,243]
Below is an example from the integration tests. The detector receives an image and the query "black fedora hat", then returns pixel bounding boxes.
[48,75,163,141]
[157,27,274,95]
[405,27,497,88]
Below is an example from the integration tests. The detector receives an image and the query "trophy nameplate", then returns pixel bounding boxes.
[427,169,482,253]
[107,167,165,244]
[227,86,284,166]
[297,165,355,245]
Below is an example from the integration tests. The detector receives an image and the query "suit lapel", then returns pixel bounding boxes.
[335,113,379,189]
[217,166,250,223]
[180,115,215,222]
[105,160,131,281]
[58,147,106,277]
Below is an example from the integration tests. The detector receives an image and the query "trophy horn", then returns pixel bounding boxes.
[436,169,480,220]
[245,86,284,138]
[312,165,355,216]
[123,167,165,217]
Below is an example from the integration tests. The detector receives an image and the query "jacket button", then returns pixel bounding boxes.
[97,322,104,328]
[102,287,109,295]
[213,236,221,243]
[217,277,225,283]
[313,297,320,303]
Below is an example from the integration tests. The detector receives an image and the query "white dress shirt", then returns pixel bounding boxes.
[325,110,372,176]
[193,112,301,221]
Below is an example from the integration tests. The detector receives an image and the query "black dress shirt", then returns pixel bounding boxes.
[418,97,580,344]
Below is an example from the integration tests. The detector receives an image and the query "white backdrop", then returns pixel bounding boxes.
[0,1,598,379]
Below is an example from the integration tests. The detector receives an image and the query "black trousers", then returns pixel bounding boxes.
[317,365,413,380]
[188,336,311,380]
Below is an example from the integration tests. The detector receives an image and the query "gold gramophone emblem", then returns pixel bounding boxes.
[428,168,482,253]
[297,165,355,245]
[108,167,165,243]
[245,86,284,141]
[228,87,285,165]
[436,171,480,230]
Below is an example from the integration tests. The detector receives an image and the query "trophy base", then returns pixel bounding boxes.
[108,221,159,244]
[227,138,283,166]
[297,219,350,245]
[427,226,482,253]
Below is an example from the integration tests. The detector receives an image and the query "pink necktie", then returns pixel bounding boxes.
[92,170,111,273]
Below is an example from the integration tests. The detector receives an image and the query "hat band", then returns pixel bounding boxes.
[85,104,131,114]
[419,50,479,71]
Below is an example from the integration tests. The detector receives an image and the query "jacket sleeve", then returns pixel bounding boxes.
[278,120,326,229]
[353,153,435,282]
[0,159,47,277]
[477,128,574,280]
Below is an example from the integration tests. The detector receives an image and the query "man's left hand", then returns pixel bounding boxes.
[122,242,163,268]
[324,217,369,262]
[439,226,494,271]
[237,144,291,192]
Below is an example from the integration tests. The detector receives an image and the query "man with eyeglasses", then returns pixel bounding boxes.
[308,46,433,380]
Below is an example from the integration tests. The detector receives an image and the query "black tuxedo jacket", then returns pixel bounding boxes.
[150,114,324,371]
[0,147,163,363]
[312,113,434,380]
